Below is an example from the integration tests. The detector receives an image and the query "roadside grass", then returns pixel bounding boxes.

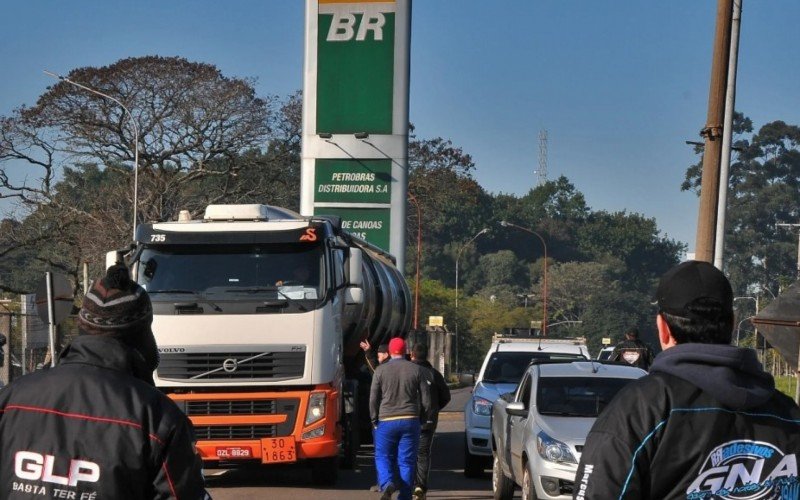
[775,376,797,399]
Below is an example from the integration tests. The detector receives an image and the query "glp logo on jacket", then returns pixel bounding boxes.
[15,451,100,487]
[686,440,798,499]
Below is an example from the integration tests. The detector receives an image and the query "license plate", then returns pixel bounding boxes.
[215,446,252,459]
[262,437,297,464]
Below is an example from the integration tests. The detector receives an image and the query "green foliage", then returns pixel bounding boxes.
[775,376,797,399]
[683,114,800,297]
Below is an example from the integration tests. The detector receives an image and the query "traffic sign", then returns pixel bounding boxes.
[35,273,74,325]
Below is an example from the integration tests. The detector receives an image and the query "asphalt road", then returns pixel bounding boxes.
[206,386,516,499]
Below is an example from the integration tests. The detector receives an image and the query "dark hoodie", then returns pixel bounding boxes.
[574,344,800,500]
[649,343,774,409]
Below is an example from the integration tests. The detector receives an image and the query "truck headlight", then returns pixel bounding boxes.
[536,431,577,464]
[305,392,326,426]
[472,396,493,416]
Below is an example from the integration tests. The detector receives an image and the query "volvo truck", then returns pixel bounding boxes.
[112,204,411,484]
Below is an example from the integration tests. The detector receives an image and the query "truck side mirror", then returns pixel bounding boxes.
[345,287,364,305]
[347,248,363,286]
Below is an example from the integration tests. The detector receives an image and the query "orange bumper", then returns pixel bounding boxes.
[169,384,341,464]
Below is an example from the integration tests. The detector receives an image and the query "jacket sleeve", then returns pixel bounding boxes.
[419,368,433,423]
[435,370,451,409]
[364,349,378,373]
[369,367,382,425]
[574,428,649,499]
[152,415,211,499]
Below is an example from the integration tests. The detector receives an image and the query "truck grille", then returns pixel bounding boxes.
[158,351,305,381]
[182,398,300,438]
[194,425,277,440]
[186,400,277,416]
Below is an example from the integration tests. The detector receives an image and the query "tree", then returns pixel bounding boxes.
[0,56,281,292]
[682,115,800,296]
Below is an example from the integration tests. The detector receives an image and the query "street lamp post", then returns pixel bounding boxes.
[733,296,759,348]
[500,221,548,336]
[735,315,755,347]
[454,228,489,374]
[44,70,140,241]
[408,193,422,331]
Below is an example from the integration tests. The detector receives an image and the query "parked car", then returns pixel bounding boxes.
[596,346,614,361]
[491,360,646,500]
[463,335,589,477]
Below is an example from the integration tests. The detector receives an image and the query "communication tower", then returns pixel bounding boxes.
[537,129,548,185]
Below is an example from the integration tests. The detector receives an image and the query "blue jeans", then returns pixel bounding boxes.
[374,418,421,500]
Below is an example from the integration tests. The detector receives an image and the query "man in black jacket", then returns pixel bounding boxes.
[410,343,451,500]
[0,264,209,499]
[574,261,800,499]
[608,327,655,370]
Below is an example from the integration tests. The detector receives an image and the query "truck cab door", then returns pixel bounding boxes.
[509,372,532,481]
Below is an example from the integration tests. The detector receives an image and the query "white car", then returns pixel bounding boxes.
[491,360,646,499]
[463,336,589,477]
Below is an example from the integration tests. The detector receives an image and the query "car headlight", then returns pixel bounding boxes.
[536,431,577,464]
[305,392,326,425]
[472,396,493,416]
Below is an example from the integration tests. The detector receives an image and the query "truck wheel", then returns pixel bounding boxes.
[310,457,339,486]
[463,436,484,478]
[340,409,360,469]
[492,453,515,500]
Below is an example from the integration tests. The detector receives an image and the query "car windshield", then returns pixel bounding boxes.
[536,376,634,417]
[482,351,586,384]
[137,242,324,303]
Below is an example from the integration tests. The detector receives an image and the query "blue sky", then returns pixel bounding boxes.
[2,1,799,251]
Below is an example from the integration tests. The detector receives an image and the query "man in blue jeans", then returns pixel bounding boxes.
[370,337,433,500]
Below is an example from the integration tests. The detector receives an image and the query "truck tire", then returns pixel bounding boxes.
[310,457,339,486]
[340,409,360,469]
[492,453,515,500]
[463,436,485,478]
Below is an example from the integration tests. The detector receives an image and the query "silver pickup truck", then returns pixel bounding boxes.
[491,360,645,500]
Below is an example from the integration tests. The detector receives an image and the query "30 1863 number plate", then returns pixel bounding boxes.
[215,447,252,459]
[261,437,296,464]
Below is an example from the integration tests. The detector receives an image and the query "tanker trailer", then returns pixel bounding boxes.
[113,204,411,484]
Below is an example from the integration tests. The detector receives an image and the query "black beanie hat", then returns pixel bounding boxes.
[78,264,153,336]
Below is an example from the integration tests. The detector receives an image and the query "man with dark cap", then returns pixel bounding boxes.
[410,342,450,500]
[608,326,655,370]
[370,337,433,500]
[361,339,390,373]
[0,264,210,499]
[574,261,800,499]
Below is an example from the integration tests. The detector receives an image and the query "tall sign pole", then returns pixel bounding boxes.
[695,0,734,263]
[301,0,411,269]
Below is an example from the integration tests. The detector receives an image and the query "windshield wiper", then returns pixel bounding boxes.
[225,287,309,311]
[149,290,223,312]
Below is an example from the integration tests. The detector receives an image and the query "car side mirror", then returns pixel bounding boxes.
[505,401,527,417]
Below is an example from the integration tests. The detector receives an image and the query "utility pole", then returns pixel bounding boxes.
[695,0,734,263]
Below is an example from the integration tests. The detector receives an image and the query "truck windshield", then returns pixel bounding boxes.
[137,243,325,303]
[536,377,634,417]
[482,351,586,384]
